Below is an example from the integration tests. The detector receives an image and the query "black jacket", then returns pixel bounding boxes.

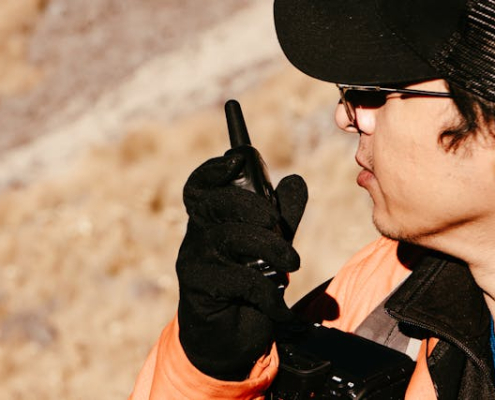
[386,248,495,399]
[294,246,495,399]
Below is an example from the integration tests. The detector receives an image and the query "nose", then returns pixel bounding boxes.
[334,103,375,136]
[335,102,359,134]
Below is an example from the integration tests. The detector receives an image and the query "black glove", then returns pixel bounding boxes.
[176,153,308,381]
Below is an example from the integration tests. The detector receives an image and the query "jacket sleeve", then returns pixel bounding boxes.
[128,314,279,400]
[129,236,436,399]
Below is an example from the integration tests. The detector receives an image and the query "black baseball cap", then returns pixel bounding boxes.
[274,0,495,101]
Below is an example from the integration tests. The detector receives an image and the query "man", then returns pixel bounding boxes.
[129,0,495,398]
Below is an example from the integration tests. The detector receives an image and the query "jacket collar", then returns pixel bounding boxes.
[385,244,494,380]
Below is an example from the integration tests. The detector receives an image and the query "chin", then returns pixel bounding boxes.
[372,213,423,244]
[373,213,447,250]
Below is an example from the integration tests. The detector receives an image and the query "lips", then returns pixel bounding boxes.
[357,169,375,187]
[355,155,375,188]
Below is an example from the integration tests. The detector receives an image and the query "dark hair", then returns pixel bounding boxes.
[441,82,495,151]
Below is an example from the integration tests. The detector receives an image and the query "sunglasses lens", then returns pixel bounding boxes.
[345,90,388,109]
[338,85,451,127]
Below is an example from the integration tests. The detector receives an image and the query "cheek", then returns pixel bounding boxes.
[373,100,450,183]
[369,96,476,211]
[372,126,443,212]
[373,125,422,183]
[375,138,493,225]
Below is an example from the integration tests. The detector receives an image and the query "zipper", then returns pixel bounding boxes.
[386,309,494,384]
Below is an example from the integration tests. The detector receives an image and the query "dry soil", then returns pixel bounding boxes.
[0,2,378,399]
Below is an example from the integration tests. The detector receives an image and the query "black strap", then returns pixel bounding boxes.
[354,291,414,356]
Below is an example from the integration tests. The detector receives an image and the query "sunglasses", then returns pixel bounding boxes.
[337,84,453,128]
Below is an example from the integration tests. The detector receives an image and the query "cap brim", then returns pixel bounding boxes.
[274,0,439,85]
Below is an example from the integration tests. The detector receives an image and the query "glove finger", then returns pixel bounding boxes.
[236,268,294,322]
[275,174,308,240]
[185,186,280,229]
[177,231,294,323]
[200,259,294,323]
[184,153,245,194]
[211,222,301,273]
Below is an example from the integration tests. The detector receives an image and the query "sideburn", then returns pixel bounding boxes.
[440,83,495,152]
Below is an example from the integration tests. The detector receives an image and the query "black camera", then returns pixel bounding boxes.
[268,323,415,399]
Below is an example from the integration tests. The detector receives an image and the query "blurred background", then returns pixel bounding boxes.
[0,1,378,399]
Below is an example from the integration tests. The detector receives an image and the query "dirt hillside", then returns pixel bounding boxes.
[0,1,378,399]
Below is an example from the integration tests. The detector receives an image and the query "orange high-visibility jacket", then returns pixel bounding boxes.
[128,237,437,399]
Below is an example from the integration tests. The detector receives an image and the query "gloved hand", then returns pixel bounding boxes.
[177,153,308,381]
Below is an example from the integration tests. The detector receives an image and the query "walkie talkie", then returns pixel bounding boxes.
[223,99,288,291]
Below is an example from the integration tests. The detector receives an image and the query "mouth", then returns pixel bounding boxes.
[355,155,375,188]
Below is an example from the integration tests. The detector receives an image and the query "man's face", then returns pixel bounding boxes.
[335,79,495,251]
